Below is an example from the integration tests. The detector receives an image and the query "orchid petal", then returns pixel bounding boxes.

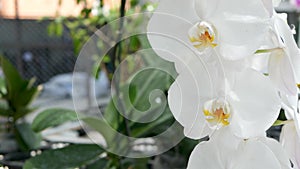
[195,0,269,20]
[268,49,298,95]
[261,137,292,169]
[147,0,200,71]
[281,93,298,119]
[187,141,224,169]
[230,139,282,169]
[194,0,219,20]
[210,127,241,163]
[195,0,271,59]
[293,116,300,169]
[275,14,300,84]
[280,122,300,169]
[147,22,196,73]
[213,16,270,60]
[229,69,281,138]
[294,110,300,140]
[249,53,269,73]
[187,128,238,168]
[153,0,199,22]
[272,0,281,7]
[188,128,290,169]
[261,0,276,16]
[168,59,214,139]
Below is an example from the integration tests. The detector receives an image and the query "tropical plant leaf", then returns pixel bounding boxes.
[86,158,109,169]
[0,77,7,95]
[14,82,41,108]
[130,107,174,137]
[23,144,104,169]
[0,56,41,119]
[32,108,79,132]
[14,123,42,151]
[14,107,38,120]
[0,56,25,94]
[0,101,11,116]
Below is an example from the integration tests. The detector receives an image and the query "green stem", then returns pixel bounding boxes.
[255,47,282,54]
[114,0,131,137]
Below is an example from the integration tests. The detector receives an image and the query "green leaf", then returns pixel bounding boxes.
[14,123,42,151]
[121,158,150,169]
[55,23,64,37]
[130,107,174,137]
[82,117,131,154]
[14,85,41,117]
[47,22,63,37]
[102,51,176,137]
[0,56,41,120]
[0,56,24,87]
[272,120,292,126]
[19,79,41,107]
[128,69,171,111]
[24,144,104,169]
[14,107,38,120]
[0,77,7,95]
[103,99,120,130]
[0,56,26,99]
[32,108,79,132]
[86,158,108,169]
[128,36,141,52]
[0,101,11,116]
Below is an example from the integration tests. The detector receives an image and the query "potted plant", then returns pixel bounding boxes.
[0,56,42,168]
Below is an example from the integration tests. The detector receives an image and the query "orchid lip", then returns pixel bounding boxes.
[188,21,217,50]
[203,98,231,129]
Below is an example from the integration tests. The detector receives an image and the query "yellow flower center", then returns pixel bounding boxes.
[203,108,230,126]
[203,99,231,128]
[188,21,217,50]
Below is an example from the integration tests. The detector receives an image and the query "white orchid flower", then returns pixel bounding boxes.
[168,50,281,139]
[252,12,300,96]
[147,0,274,67]
[188,127,292,169]
[280,120,300,169]
[280,96,300,168]
[269,13,300,96]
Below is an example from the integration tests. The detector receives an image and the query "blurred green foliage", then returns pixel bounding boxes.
[0,56,42,151]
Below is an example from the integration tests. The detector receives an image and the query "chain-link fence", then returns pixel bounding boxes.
[0,18,76,84]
